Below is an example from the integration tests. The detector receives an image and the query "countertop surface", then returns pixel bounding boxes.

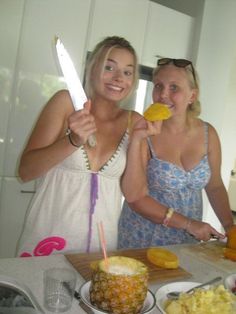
[0,241,234,313]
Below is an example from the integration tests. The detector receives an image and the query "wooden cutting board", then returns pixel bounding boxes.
[66,248,192,283]
[182,240,236,273]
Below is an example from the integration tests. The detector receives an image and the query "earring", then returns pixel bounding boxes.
[188,102,194,111]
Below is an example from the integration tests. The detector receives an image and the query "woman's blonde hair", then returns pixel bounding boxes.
[153,61,201,117]
[84,36,139,100]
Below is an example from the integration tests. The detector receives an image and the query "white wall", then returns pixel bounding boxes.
[196,0,236,229]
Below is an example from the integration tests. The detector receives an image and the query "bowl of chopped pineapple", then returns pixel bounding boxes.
[156,281,236,314]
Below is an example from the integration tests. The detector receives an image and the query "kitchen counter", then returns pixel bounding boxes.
[0,241,234,313]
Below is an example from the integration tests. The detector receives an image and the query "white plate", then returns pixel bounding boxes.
[79,280,156,314]
[155,281,201,314]
[224,273,236,292]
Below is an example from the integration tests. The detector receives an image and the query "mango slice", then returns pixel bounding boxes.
[143,102,172,121]
[223,248,236,262]
[147,247,179,269]
[226,225,236,250]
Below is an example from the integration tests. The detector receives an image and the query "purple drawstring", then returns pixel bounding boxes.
[86,173,98,252]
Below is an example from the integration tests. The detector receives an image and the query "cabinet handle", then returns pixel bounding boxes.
[231,170,236,176]
[20,190,36,194]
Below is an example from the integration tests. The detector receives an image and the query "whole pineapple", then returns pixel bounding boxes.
[90,256,148,314]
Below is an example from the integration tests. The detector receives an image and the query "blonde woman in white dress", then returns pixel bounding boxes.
[16,36,141,256]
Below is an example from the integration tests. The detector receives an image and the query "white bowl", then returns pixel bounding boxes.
[155,281,201,314]
[224,273,236,294]
[79,280,156,314]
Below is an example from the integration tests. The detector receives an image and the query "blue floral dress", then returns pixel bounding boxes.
[118,122,211,249]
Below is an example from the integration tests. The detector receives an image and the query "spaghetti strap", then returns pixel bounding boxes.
[147,137,156,158]
[127,111,132,133]
[203,122,209,154]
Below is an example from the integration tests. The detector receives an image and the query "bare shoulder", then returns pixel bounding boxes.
[44,89,74,115]
[129,110,143,122]
[25,90,74,148]
[204,121,220,139]
[194,119,218,136]
[203,121,221,154]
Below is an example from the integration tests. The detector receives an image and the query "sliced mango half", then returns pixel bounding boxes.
[143,102,172,121]
[223,248,236,262]
[147,247,179,269]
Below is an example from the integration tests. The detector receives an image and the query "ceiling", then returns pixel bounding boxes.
[151,0,205,17]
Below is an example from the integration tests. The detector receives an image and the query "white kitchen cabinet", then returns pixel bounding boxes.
[0,0,25,176]
[3,0,92,177]
[141,2,195,67]
[0,0,92,258]
[87,0,149,58]
[0,177,35,258]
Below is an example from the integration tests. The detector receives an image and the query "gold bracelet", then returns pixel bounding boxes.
[163,208,174,227]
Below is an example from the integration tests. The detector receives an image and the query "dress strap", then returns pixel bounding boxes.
[147,137,156,158]
[127,111,132,133]
[203,122,209,155]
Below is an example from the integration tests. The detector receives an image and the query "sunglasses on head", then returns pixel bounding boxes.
[157,58,197,86]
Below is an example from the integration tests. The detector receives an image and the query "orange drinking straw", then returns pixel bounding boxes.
[98,221,109,271]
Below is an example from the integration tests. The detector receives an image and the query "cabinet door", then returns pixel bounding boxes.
[141,3,195,67]
[88,0,149,57]
[0,177,35,258]
[3,0,92,177]
[0,0,25,176]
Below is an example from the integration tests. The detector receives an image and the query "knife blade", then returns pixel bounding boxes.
[55,36,96,147]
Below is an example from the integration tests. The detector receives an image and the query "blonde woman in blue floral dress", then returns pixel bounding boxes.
[118,58,235,248]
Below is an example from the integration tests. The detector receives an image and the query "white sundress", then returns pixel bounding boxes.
[16,131,129,257]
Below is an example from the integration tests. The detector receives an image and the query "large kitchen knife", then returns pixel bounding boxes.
[55,36,96,147]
